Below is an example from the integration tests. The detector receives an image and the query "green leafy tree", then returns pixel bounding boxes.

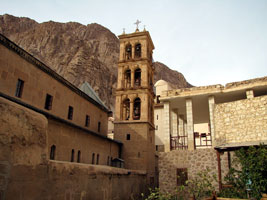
[219,144,267,200]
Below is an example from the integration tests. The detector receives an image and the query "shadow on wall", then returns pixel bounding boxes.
[113,122,157,188]
[0,97,147,200]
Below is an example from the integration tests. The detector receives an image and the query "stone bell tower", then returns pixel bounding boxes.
[114,27,156,185]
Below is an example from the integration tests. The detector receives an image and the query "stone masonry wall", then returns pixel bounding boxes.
[214,95,267,145]
[5,160,146,200]
[0,97,147,200]
[158,149,228,195]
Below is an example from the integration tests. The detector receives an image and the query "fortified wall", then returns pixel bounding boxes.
[0,97,147,200]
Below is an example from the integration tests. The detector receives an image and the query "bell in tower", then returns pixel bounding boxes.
[114,24,156,187]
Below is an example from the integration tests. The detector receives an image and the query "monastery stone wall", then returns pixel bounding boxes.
[0,97,146,200]
[47,119,120,165]
[158,149,228,195]
[214,95,267,145]
[0,44,108,137]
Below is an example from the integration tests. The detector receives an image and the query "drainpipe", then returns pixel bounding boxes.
[216,150,222,191]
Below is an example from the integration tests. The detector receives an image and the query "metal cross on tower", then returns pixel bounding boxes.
[134,20,141,30]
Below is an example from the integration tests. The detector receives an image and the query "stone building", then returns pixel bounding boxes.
[154,80,211,152]
[1,22,266,199]
[0,30,156,199]
[154,80,174,152]
[157,76,267,194]
[114,29,157,186]
[0,33,121,165]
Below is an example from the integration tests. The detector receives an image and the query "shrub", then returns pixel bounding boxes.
[218,144,267,200]
[185,168,217,200]
[142,188,174,200]
[143,168,216,200]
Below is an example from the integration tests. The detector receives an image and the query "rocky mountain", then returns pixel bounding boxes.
[0,14,192,110]
[153,62,192,89]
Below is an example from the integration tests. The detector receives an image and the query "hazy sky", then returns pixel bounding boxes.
[1,0,266,86]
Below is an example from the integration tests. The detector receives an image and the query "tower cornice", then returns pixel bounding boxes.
[118,31,155,50]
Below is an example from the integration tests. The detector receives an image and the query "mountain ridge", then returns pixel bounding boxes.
[0,14,192,110]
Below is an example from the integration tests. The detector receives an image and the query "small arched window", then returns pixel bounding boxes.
[125,44,132,60]
[96,154,100,165]
[150,101,153,123]
[134,68,141,87]
[71,149,75,162]
[124,69,131,88]
[107,156,110,165]
[135,43,141,58]
[92,153,95,164]
[77,150,81,163]
[123,98,130,120]
[133,98,141,120]
[98,122,101,132]
[50,145,56,160]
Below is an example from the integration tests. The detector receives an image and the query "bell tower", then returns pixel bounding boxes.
[114,28,156,185]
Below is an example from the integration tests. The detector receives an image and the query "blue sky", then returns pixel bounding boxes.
[1,0,266,86]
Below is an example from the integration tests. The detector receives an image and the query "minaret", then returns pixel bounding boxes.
[114,23,156,186]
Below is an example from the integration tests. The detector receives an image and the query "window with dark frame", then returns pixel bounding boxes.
[123,99,130,120]
[77,150,81,163]
[126,134,131,140]
[156,95,160,104]
[50,145,56,160]
[134,68,141,86]
[92,153,95,164]
[44,94,53,110]
[96,154,99,165]
[125,44,132,60]
[150,177,154,185]
[177,168,188,186]
[133,98,141,120]
[98,122,101,132]
[135,43,141,58]
[71,149,75,162]
[85,115,90,127]
[68,106,73,120]
[124,70,131,88]
[15,79,24,98]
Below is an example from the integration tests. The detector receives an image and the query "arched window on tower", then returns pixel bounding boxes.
[134,68,141,87]
[125,44,132,60]
[122,98,130,120]
[135,43,141,58]
[124,69,131,88]
[50,145,56,160]
[133,98,141,120]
